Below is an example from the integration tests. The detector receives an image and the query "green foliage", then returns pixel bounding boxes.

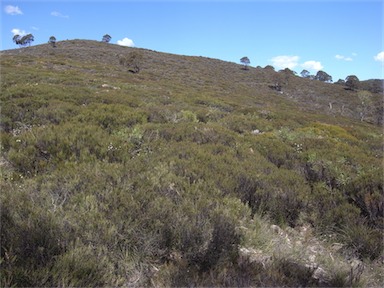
[345,169,383,228]
[340,222,383,260]
[240,56,250,70]
[50,241,117,287]
[119,50,143,73]
[307,183,361,230]
[0,181,65,286]
[1,40,382,287]
[252,132,297,168]
[345,75,360,91]
[13,33,34,47]
[48,36,57,47]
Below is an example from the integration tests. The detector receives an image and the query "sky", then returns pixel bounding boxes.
[1,0,383,81]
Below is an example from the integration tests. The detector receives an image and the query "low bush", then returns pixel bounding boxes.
[237,169,308,226]
[252,132,297,168]
[344,169,383,229]
[50,243,110,287]
[0,182,65,286]
[339,222,383,260]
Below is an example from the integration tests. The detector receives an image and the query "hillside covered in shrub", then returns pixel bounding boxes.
[1,40,383,287]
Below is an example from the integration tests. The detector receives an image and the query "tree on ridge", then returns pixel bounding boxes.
[345,75,360,91]
[48,36,57,47]
[13,34,34,47]
[300,69,310,78]
[102,34,112,43]
[240,56,250,70]
[315,70,333,83]
[13,35,22,46]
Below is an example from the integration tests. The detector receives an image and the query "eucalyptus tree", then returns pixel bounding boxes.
[48,36,57,47]
[21,34,34,46]
[13,34,34,47]
[102,34,112,43]
[300,69,310,78]
[357,91,373,122]
[315,70,333,82]
[13,34,22,46]
[345,75,360,91]
[240,56,250,70]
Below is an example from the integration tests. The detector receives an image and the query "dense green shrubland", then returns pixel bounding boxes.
[1,41,382,286]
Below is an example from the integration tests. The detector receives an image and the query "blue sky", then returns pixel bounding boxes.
[1,0,383,80]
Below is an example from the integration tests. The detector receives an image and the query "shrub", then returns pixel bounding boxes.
[344,169,383,229]
[0,182,65,286]
[237,169,308,226]
[50,242,109,287]
[36,100,80,125]
[252,132,297,168]
[339,223,383,260]
[76,103,148,132]
[198,214,240,272]
[6,122,133,176]
[119,50,143,73]
[268,257,317,287]
[306,183,360,229]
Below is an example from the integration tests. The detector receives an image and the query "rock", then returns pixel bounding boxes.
[101,83,120,90]
[350,259,364,282]
[312,266,328,282]
[330,242,344,252]
[270,224,284,236]
[239,247,271,267]
[308,254,316,264]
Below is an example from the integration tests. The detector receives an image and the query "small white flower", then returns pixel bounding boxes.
[107,143,114,151]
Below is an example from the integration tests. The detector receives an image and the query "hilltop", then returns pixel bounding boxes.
[1,40,383,287]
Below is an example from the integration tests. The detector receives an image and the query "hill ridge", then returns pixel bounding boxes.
[1,39,382,125]
[2,39,383,82]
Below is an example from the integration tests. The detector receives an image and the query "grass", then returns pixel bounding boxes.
[1,39,383,287]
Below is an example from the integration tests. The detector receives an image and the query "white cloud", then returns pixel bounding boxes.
[51,11,69,18]
[11,28,27,36]
[301,60,323,71]
[271,55,323,72]
[374,51,384,62]
[270,55,299,70]
[117,37,135,47]
[335,54,353,61]
[4,5,23,15]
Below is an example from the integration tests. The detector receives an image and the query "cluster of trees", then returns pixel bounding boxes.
[240,56,368,92]
[301,70,362,90]
[301,70,362,91]
[12,33,34,47]
[300,69,333,82]
[239,58,365,91]
[337,75,360,91]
